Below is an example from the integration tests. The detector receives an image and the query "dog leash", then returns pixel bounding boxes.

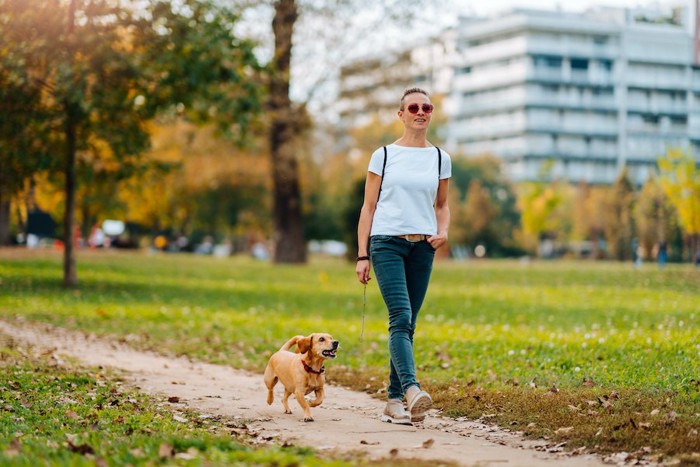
[360,283,366,340]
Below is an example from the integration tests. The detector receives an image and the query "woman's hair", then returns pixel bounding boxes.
[399,87,429,110]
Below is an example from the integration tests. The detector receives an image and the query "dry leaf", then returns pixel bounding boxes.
[65,409,80,420]
[650,409,660,416]
[159,442,174,458]
[168,396,180,403]
[389,448,399,456]
[360,440,380,445]
[555,426,574,435]
[4,437,21,458]
[422,438,435,449]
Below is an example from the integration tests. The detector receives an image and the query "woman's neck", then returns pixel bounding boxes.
[394,130,430,148]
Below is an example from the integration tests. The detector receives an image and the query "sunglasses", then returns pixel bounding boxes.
[405,103,434,114]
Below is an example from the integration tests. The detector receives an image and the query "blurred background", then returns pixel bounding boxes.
[1,0,699,282]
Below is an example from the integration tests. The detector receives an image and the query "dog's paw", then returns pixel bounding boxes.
[303,416,314,422]
[284,409,292,414]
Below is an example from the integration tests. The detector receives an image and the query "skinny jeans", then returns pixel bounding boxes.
[370,235,435,400]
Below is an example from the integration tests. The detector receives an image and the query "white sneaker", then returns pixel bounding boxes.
[405,385,432,422]
[380,398,412,425]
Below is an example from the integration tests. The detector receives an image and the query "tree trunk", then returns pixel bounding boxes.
[63,0,78,288]
[0,195,10,246]
[0,168,10,245]
[63,115,78,287]
[269,0,306,264]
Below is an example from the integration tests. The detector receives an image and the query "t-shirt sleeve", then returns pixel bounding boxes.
[368,147,386,176]
[440,150,452,179]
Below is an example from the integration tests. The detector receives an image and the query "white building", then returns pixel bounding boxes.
[447,5,700,184]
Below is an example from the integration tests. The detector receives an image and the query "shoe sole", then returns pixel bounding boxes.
[408,393,432,422]
[380,414,413,426]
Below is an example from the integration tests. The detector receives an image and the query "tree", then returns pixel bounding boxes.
[634,177,675,260]
[462,180,497,251]
[658,148,700,261]
[603,168,635,261]
[0,0,261,286]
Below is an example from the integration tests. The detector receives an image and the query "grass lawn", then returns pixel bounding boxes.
[1,249,699,464]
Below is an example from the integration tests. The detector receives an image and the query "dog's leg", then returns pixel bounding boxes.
[308,387,324,407]
[294,389,314,422]
[281,389,293,414]
[263,365,277,405]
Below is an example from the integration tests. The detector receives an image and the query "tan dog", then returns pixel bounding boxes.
[264,333,339,422]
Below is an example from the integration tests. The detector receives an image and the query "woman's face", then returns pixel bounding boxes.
[398,93,432,131]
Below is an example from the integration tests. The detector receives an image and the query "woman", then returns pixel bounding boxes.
[355,87,451,425]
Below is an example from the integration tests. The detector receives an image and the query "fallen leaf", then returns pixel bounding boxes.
[389,448,399,456]
[360,440,380,445]
[555,426,574,435]
[67,441,94,455]
[650,409,660,416]
[567,404,579,412]
[167,396,180,403]
[65,410,80,420]
[4,437,21,458]
[549,384,559,393]
[422,438,434,449]
[159,442,174,458]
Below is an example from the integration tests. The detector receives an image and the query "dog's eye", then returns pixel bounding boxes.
[319,337,325,342]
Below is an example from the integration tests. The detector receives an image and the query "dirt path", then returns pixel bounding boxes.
[0,318,612,466]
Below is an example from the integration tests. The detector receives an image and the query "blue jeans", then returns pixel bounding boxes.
[370,235,435,400]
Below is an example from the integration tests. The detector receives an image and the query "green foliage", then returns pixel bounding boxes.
[449,155,521,256]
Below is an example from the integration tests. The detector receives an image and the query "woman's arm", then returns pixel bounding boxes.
[356,171,382,284]
[428,178,450,250]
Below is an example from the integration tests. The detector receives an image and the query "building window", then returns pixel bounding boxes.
[599,59,613,71]
[534,54,562,68]
[571,58,589,70]
[458,66,472,74]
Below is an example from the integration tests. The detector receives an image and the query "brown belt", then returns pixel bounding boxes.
[395,234,427,242]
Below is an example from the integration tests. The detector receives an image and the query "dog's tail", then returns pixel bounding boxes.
[279,335,305,352]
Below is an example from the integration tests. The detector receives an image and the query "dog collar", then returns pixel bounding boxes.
[302,360,325,374]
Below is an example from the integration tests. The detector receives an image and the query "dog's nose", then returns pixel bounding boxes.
[332,340,339,349]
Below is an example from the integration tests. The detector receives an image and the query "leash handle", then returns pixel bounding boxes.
[360,283,366,340]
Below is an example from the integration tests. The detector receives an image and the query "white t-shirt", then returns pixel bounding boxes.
[368,144,452,236]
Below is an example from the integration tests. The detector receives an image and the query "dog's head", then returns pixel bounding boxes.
[297,333,339,359]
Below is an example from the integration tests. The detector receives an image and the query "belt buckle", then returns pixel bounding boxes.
[405,234,423,242]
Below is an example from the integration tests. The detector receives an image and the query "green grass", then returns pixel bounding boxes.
[1,250,699,463]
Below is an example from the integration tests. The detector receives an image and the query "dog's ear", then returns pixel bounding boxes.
[296,335,312,354]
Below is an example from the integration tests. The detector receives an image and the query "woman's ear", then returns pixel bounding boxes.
[297,335,312,354]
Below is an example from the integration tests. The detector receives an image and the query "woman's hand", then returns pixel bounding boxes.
[356,260,372,284]
[427,233,448,251]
